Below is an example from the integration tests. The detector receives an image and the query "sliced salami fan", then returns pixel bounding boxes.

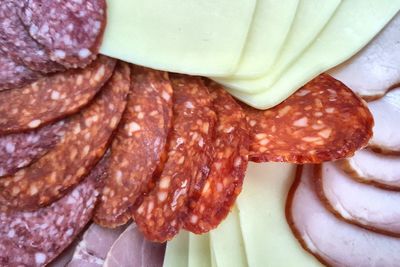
[243,74,373,164]
[287,165,400,267]
[133,75,216,242]
[0,0,63,73]
[184,81,249,234]
[368,87,400,154]
[0,63,130,211]
[0,121,65,178]
[94,66,173,228]
[20,0,107,68]
[340,149,400,190]
[316,162,400,237]
[0,55,116,135]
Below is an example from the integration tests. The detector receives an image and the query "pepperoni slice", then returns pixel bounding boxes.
[183,81,249,234]
[0,63,130,211]
[94,66,173,228]
[0,55,116,135]
[133,75,216,242]
[243,74,374,163]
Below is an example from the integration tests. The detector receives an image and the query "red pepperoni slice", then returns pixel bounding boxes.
[133,75,216,242]
[94,66,173,228]
[243,74,374,164]
[183,81,249,234]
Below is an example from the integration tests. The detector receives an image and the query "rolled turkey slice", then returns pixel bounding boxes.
[328,12,400,101]
[368,87,400,154]
[316,162,400,236]
[340,149,400,190]
[287,165,400,267]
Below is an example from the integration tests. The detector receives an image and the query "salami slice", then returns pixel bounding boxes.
[0,63,130,211]
[94,66,173,228]
[0,55,116,135]
[133,75,216,242]
[0,158,105,267]
[0,121,65,178]
[184,81,249,234]
[20,0,107,68]
[243,74,374,163]
[0,0,63,73]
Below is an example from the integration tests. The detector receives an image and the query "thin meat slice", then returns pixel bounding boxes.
[20,0,107,68]
[183,81,249,234]
[94,66,173,228]
[316,162,400,237]
[0,121,65,177]
[340,149,400,190]
[133,75,216,242]
[0,63,130,211]
[0,55,116,135]
[368,87,400,154]
[243,74,374,163]
[287,165,400,267]
[104,224,165,267]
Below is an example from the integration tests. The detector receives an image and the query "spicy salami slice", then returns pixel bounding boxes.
[0,55,116,135]
[133,75,216,242]
[0,121,65,178]
[0,158,106,267]
[243,74,374,164]
[0,63,130,211]
[20,0,107,68]
[94,66,173,228]
[0,0,63,73]
[183,81,249,234]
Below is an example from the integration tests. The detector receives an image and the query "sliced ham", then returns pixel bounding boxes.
[340,149,400,190]
[368,88,400,154]
[287,165,400,267]
[328,13,400,100]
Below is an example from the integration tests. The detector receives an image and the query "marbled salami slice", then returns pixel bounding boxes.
[184,81,249,234]
[133,75,216,242]
[0,55,116,135]
[0,121,65,178]
[243,74,374,163]
[94,66,173,228]
[0,63,130,211]
[20,0,107,68]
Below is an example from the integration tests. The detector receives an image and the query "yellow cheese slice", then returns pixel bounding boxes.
[163,231,189,267]
[188,233,211,267]
[100,0,256,77]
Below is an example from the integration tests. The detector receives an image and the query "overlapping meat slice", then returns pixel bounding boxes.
[340,149,400,190]
[0,55,116,134]
[368,87,400,154]
[94,66,173,228]
[183,81,249,234]
[243,74,373,163]
[133,75,216,242]
[0,63,130,211]
[316,162,400,236]
[287,165,400,267]
[20,0,107,68]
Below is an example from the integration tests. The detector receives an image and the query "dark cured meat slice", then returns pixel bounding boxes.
[0,0,63,73]
[0,157,106,267]
[133,75,216,242]
[20,0,107,68]
[0,63,130,211]
[0,50,42,91]
[0,55,116,135]
[94,66,173,228]
[243,74,374,163]
[183,81,249,234]
[0,121,65,178]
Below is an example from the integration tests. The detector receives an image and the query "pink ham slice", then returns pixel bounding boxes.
[328,12,400,101]
[340,149,400,190]
[287,165,400,267]
[316,162,400,236]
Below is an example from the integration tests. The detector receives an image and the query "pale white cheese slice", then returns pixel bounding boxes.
[163,231,189,267]
[188,233,211,267]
